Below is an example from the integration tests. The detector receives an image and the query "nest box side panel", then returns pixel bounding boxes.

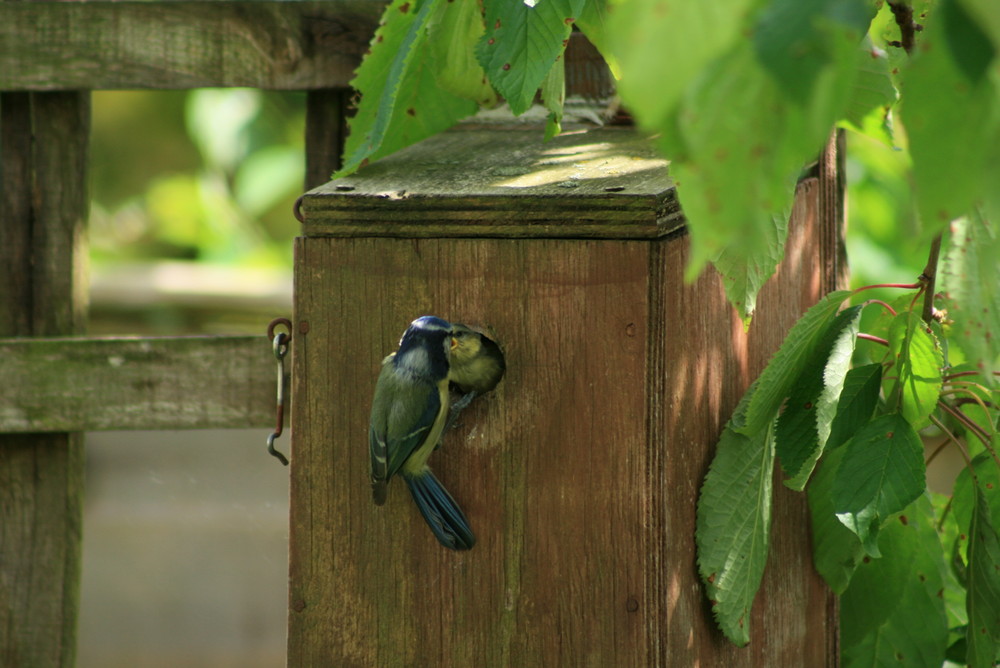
[289,236,653,666]
[650,178,837,667]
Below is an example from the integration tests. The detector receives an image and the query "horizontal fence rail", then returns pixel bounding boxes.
[0,335,277,432]
[0,1,385,91]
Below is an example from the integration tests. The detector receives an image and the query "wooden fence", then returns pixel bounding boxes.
[0,3,382,665]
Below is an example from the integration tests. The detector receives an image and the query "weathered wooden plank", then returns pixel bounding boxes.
[300,126,683,239]
[289,237,651,666]
[0,1,384,91]
[0,91,89,668]
[0,336,277,433]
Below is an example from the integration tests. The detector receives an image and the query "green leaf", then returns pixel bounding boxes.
[710,210,789,326]
[776,305,863,490]
[428,0,498,107]
[833,413,927,555]
[888,311,943,429]
[476,0,585,116]
[901,0,1000,232]
[942,0,997,84]
[337,0,478,177]
[966,483,1000,667]
[672,35,859,297]
[841,37,898,129]
[826,363,883,451]
[808,445,865,593]
[611,4,866,313]
[540,58,565,141]
[753,0,874,104]
[608,0,757,131]
[841,496,949,668]
[696,420,775,646]
[930,490,970,630]
[961,0,1000,51]
[953,451,1000,562]
[741,290,851,437]
[942,210,1000,387]
[574,0,620,78]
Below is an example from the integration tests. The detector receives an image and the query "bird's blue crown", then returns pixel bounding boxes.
[394,315,452,379]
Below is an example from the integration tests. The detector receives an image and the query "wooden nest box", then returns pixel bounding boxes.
[289,125,842,666]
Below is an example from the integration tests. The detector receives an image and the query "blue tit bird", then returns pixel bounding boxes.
[446,324,506,420]
[369,316,475,551]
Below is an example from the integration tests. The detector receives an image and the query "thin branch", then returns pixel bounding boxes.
[935,494,954,532]
[938,401,999,468]
[858,333,890,346]
[852,282,922,295]
[919,234,942,323]
[888,1,918,55]
[940,386,995,423]
[864,299,899,317]
[929,413,972,468]
[944,370,986,381]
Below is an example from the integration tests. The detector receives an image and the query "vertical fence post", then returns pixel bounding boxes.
[304,89,350,191]
[0,91,90,667]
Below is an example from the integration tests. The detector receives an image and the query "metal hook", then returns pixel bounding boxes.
[266,318,292,466]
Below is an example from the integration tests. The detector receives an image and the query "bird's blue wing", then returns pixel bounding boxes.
[384,378,442,478]
[370,361,443,482]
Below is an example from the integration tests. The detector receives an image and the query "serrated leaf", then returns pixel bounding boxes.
[966,484,1000,667]
[776,305,863,489]
[710,210,789,325]
[696,420,775,646]
[942,210,1000,387]
[809,446,865,593]
[810,306,865,456]
[833,413,927,555]
[841,496,949,668]
[428,0,498,107]
[826,363,883,451]
[741,290,851,437]
[337,0,477,177]
[901,0,1000,233]
[476,0,584,116]
[888,311,943,429]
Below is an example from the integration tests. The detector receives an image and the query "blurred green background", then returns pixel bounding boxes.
[92,89,304,268]
[89,89,303,334]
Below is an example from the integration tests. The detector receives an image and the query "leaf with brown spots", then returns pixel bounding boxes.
[475,0,585,115]
[336,0,477,178]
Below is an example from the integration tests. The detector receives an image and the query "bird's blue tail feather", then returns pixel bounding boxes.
[404,471,475,550]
